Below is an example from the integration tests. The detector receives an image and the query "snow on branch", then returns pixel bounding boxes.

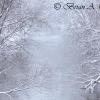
[81,74,100,93]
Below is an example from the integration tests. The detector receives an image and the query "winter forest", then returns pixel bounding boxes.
[0,0,100,100]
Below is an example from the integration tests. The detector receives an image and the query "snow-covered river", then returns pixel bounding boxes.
[18,33,82,100]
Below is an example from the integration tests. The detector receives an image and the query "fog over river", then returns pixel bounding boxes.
[0,0,99,100]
